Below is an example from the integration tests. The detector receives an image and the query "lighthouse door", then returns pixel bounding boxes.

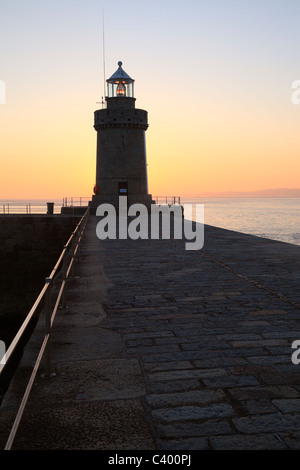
[118,182,128,195]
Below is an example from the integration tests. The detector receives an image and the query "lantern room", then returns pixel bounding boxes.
[106,61,135,98]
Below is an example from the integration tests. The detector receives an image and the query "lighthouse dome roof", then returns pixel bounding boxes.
[107,61,134,83]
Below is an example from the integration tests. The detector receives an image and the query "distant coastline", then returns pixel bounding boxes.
[191,188,300,198]
[1,189,300,202]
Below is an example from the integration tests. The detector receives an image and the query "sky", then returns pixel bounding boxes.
[1,0,300,199]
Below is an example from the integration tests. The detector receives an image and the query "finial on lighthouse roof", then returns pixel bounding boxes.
[106,60,135,99]
[108,61,134,83]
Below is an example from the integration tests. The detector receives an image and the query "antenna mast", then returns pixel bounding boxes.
[102,8,106,101]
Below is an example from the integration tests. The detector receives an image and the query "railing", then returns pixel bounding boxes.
[0,208,90,450]
[62,196,181,207]
[62,197,90,207]
[154,196,181,205]
[1,203,48,214]
[1,197,181,213]
[0,199,91,214]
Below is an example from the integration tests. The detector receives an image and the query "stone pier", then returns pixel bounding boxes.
[1,216,300,450]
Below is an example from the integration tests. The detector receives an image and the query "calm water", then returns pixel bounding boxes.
[181,197,300,247]
[0,197,299,247]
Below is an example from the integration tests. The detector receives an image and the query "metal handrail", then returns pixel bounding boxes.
[154,196,181,205]
[0,203,53,215]
[0,208,90,450]
[62,197,90,207]
[62,196,182,207]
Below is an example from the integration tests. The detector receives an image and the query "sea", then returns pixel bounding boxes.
[181,197,300,247]
[0,197,299,247]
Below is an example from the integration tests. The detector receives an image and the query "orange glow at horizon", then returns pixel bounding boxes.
[1,1,300,201]
[1,99,300,199]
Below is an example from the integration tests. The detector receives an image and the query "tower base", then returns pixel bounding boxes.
[89,194,155,214]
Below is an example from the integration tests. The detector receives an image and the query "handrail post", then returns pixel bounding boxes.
[44,277,52,377]
[62,245,68,309]
[70,232,76,277]
[77,228,82,260]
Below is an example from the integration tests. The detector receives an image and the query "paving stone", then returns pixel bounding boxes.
[240,321,271,327]
[262,331,300,339]
[280,432,300,450]
[243,399,278,415]
[143,351,225,365]
[143,361,194,372]
[258,373,299,385]
[209,433,286,450]
[180,342,230,351]
[153,336,201,345]
[233,413,300,434]
[125,338,154,347]
[152,403,235,423]
[126,344,182,355]
[203,375,261,388]
[220,347,270,357]
[272,398,300,413]
[148,379,203,394]
[124,331,175,340]
[148,368,227,383]
[230,339,288,348]
[250,309,288,316]
[228,365,276,376]
[214,333,262,341]
[157,419,234,439]
[228,385,300,401]
[157,437,209,450]
[247,355,291,365]
[193,357,248,368]
[146,389,225,409]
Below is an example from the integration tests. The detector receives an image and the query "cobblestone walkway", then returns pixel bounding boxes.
[99,220,300,450]
[1,216,300,450]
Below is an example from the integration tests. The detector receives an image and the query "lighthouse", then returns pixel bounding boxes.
[90,61,153,212]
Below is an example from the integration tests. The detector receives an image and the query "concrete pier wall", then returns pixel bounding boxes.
[0,215,80,321]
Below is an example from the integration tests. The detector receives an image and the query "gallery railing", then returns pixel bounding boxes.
[0,208,90,450]
[1,197,181,214]
[1,203,48,214]
[154,196,181,205]
[62,196,182,207]
[62,197,90,207]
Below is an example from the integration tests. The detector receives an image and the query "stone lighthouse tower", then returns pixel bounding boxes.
[90,61,153,211]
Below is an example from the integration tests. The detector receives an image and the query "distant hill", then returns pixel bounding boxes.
[194,188,300,198]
